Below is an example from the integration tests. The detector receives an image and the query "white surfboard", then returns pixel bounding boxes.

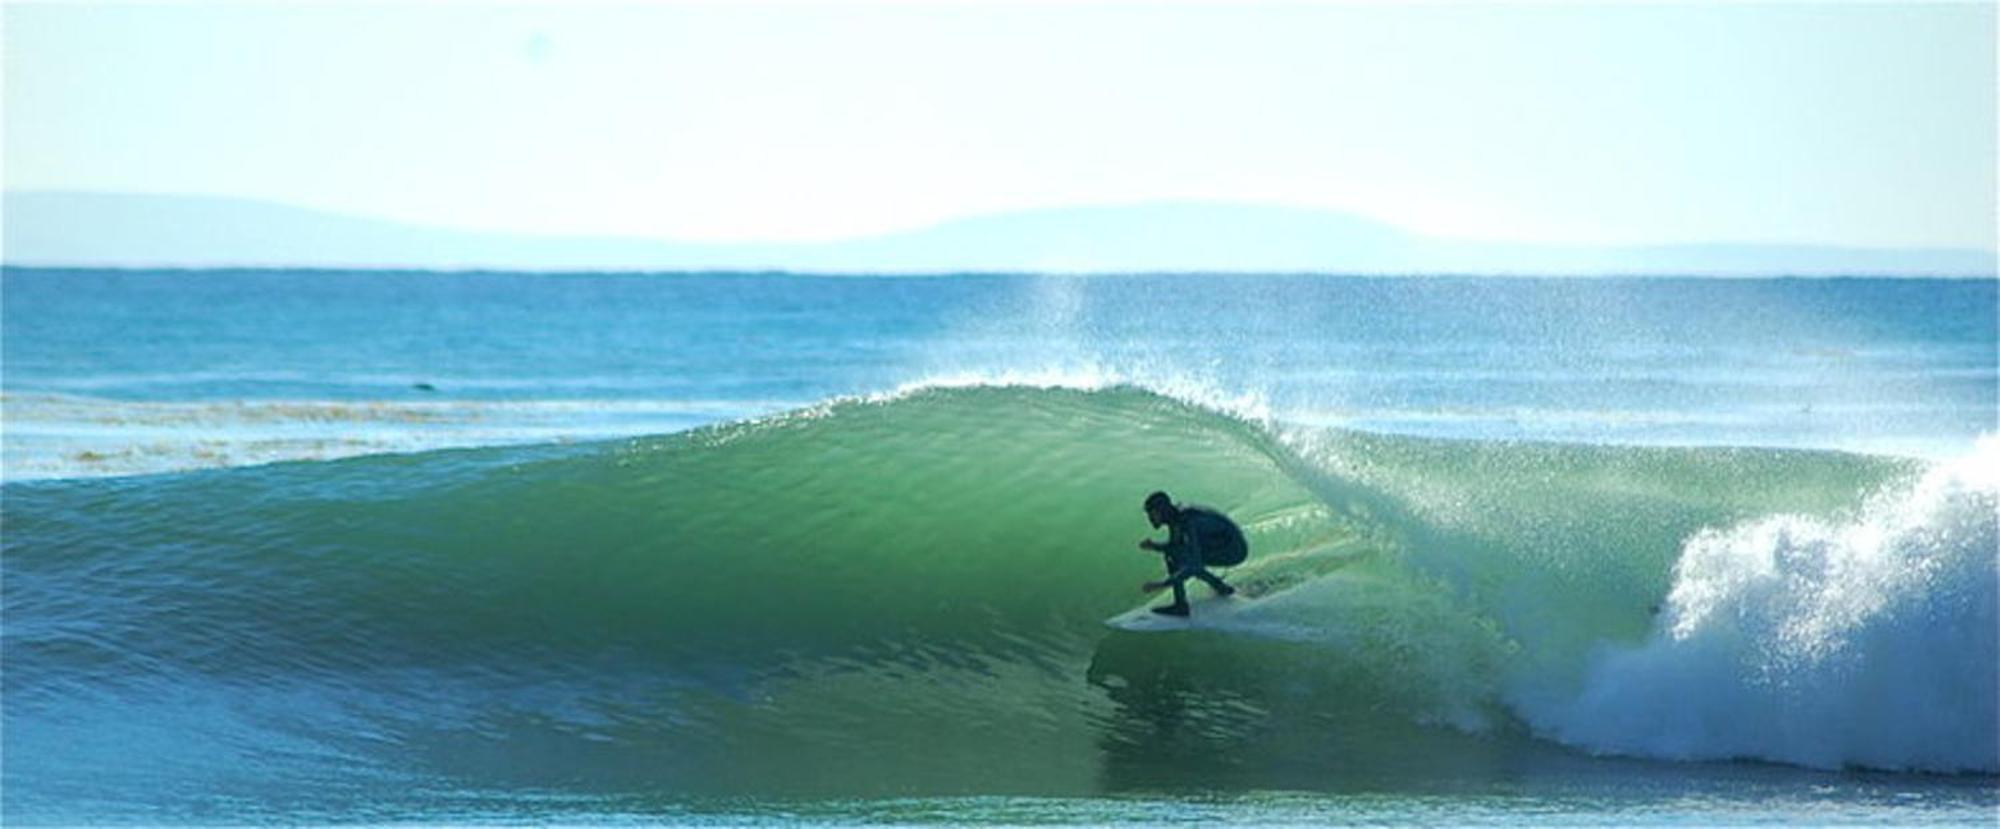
[1104,592,1252,631]
[1105,542,1365,632]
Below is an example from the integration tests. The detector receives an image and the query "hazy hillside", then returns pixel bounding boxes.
[5,192,1992,276]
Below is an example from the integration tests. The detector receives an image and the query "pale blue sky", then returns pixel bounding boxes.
[6,2,1995,249]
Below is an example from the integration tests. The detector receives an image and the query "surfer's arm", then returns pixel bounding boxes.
[1145,562,1202,593]
[1158,532,1205,585]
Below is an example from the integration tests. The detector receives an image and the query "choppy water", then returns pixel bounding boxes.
[2,270,1995,824]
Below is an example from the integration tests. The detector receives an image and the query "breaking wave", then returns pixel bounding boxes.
[4,384,1990,803]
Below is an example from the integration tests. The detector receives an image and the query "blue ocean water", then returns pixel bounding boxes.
[4,271,1992,478]
[2,269,1996,825]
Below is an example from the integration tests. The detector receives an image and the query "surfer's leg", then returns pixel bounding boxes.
[1153,557,1191,615]
[1194,568,1235,597]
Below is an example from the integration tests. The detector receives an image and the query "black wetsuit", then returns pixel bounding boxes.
[1157,505,1245,607]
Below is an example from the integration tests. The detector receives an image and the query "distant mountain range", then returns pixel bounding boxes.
[4,191,1993,276]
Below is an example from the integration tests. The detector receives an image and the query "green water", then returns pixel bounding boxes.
[14,385,1990,825]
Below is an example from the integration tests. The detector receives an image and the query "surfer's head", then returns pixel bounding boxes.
[1143,491,1176,528]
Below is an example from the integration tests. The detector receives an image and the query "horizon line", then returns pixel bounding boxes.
[7,264,1996,281]
[9,189,1997,258]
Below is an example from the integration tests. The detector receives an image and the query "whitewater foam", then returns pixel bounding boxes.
[1525,439,2000,772]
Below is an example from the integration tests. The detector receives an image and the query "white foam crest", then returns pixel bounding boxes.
[880,363,1275,425]
[1521,437,2000,772]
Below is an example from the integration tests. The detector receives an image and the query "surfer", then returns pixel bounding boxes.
[1138,491,1244,616]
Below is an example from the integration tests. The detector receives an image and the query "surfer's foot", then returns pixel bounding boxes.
[1213,583,1236,597]
[1151,604,1190,617]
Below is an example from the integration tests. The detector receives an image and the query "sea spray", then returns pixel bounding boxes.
[1526,440,2000,772]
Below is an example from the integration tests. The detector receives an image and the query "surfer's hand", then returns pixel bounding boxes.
[1138,539,1159,551]
[1140,580,1162,593]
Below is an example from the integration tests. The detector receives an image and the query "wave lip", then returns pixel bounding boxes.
[1528,440,2000,773]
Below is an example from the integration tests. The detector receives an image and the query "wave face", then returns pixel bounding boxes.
[3,386,1991,810]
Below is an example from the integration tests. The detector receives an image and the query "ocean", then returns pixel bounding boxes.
[1,269,1995,825]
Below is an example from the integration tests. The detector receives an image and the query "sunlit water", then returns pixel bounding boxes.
[3,270,1994,825]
